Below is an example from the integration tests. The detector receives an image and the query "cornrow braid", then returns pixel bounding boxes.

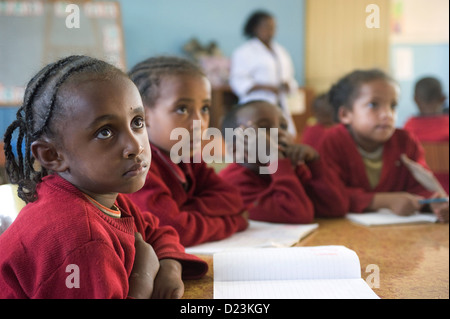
[3,55,124,203]
[128,56,204,108]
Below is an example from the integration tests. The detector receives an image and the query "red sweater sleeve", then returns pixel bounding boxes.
[301,159,349,218]
[0,239,130,299]
[182,162,247,218]
[221,160,315,224]
[118,195,208,279]
[129,169,248,247]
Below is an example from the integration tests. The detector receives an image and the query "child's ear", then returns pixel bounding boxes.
[338,106,352,125]
[31,139,68,172]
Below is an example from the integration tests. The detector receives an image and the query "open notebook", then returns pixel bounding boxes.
[347,209,437,226]
[214,245,379,299]
[185,221,318,255]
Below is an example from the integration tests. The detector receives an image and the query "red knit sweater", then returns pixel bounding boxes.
[0,174,207,299]
[218,158,349,224]
[319,124,433,213]
[128,145,248,247]
[403,114,449,142]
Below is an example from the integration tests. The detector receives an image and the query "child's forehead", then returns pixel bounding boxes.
[357,79,399,97]
[59,75,141,114]
[237,102,283,123]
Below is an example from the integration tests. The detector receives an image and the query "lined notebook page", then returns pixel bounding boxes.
[347,209,437,226]
[214,246,361,282]
[214,246,379,299]
[186,221,318,255]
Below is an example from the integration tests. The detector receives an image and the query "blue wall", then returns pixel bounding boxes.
[2,1,449,135]
[118,0,305,82]
[391,43,449,127]
[1,0,306,137]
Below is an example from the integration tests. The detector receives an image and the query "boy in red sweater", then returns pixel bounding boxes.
[127,56,248,247]
[0,56,207,299]
[219,100,349,224]
[404,77,449,142]
[403,77,449,193]
[320,69,448,222]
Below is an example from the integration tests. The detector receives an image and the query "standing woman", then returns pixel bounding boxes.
[230,10,299,135]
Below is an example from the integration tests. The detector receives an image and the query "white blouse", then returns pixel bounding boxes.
[229,38,299,134]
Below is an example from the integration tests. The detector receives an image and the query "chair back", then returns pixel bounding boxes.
[421,142,449,174]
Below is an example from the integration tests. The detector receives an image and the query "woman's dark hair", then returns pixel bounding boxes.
[3,55,125,203]
[328,69,395,121]
[128,55,205,108]
[243,10,273,38]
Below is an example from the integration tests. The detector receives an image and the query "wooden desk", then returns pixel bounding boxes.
[183,218,449,299]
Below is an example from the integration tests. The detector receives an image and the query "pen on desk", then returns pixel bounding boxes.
[419,197,449,205]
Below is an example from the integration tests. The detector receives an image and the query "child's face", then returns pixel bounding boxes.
[236,101,291,166]
[237,101,289,141]
[145,74,211,155]
[54,75,151,198]
[340,79,398,151]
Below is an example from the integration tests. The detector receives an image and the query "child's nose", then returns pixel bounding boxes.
[380,104,395,119]
[123,133,144,158]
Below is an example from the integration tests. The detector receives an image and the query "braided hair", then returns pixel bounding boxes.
[3,55,125,203]
[128,56,204,108]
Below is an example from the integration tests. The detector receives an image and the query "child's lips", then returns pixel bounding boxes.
[123,162,148,177]
[375,124,393,131]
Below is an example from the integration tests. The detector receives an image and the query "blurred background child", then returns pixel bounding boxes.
[404,77,449,194]
[220,100,348,224]
[320,69,448,223]
[404,77,449,142]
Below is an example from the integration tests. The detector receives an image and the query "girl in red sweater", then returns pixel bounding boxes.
[219,100,349,223]
[320,69,448,222]
[0,56,207,299]
[127,56,248,247]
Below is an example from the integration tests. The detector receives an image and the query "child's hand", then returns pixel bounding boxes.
[428,193,449,223]
[152,259,184,299]
[280,143,319,167]
[371,192,423,216]
[240,210,250,222]
[389,192,423,216]
[128,232,160,299]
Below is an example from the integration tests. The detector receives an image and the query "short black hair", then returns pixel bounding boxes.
[414,77,444,103]
[243,10,273,38]
[328,69,395,121]
[3,55,125,203]
[221,100,273,136]
[128,56,205,108]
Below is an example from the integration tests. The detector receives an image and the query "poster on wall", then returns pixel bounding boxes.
[390,0,449,44]
[0,0,125,106]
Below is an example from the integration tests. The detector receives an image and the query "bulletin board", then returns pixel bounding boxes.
[0,0,126,106]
